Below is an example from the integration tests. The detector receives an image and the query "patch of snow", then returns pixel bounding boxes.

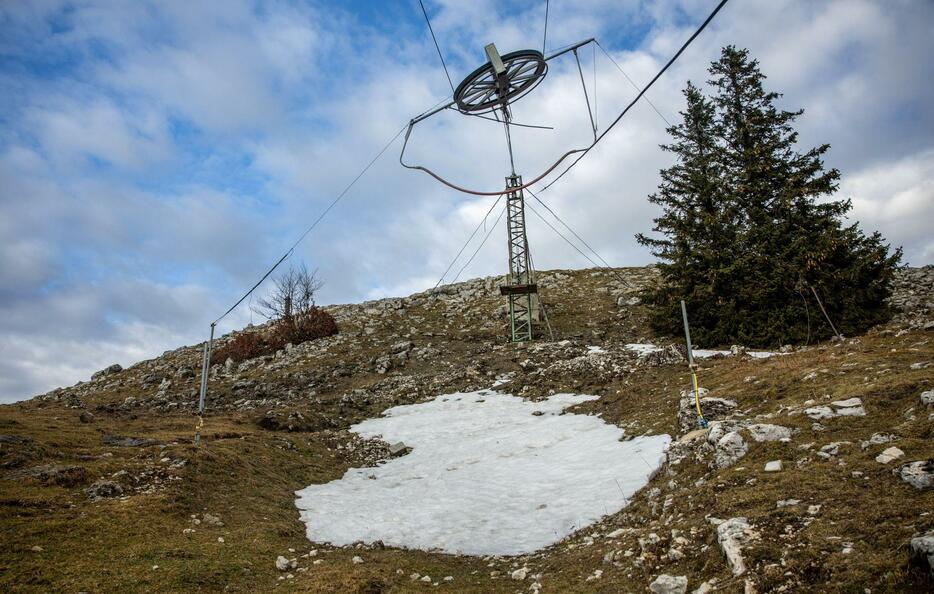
[625,343,780,359]
[295,390,670,556]
[586,345,607,355]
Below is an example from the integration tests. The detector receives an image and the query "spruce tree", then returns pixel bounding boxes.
[639,46,901,347]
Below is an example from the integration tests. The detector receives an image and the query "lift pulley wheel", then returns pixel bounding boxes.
[454,49,547,115]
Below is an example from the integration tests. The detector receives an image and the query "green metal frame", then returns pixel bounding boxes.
[504,175,534,342]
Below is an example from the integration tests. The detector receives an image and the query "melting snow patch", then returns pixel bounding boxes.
[295,390,670,555]
[586,345,607,355]
[625,343,780,359]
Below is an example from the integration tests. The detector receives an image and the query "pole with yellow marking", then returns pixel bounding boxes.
[680,299,707,428]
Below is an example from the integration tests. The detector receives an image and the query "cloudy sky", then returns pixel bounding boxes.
[1,0,932,403]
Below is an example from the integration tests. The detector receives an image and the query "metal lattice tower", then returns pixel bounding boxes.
[502,174,535,342]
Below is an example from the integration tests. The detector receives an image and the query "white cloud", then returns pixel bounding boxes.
[0,0,932,403]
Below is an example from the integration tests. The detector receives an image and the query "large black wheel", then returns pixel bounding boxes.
[454,49,547,115]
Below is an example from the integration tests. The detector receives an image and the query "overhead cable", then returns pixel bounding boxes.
[433,194,504,289]
[418,0,455,93]
[595,40,671,127]
[542,0,550,53]
[539,0,729,192]
[452,202,508,283]
[212,123,408,326]
[526,189,633,287]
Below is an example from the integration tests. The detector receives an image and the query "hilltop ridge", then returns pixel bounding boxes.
[2,265,933,593]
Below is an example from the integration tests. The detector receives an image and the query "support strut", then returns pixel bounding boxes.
[501,175,536,342]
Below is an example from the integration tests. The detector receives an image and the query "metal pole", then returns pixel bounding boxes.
[681,300,707,428]
[195,323,215,445]
[680,300,694,366]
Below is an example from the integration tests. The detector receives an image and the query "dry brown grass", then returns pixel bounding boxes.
[1,268,931,593]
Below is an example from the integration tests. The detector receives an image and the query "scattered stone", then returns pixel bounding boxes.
[861,433,895,450]
[714,431,748,469]
[764,460,783,473]
[85,480,123,499]
[352,555,364,564]
[391,341,414,354]
[896,460,934,489]
[510,567,529,580]
[807,505,822,515]
[275,556,293,571]
[908,530,934,575]
[804,406,834,420]
[805,398,866,420]
[921,390,934,407]
[91,363,122,380]
[746,424,792,442]
[649,574,688,594]
[79,410,94,423]
[420,575,432,583]
[776,499,800,508]
[30,545,43,552]
[678,390,736,430]
[711,517,758,576]
[201,513,223,527]
[585,569,603,581]
[388,442,409,457]
[875,446,904,464]
[678,428,709,444]
[831,397,866,416]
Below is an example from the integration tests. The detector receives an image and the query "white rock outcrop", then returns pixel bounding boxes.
[746,423,793,442]
[896,460,933,489]
[711,517,758,576]
[713,431,748,469]
[649,574,688,594]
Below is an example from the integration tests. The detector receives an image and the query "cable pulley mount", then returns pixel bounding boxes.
[400,38,596,197]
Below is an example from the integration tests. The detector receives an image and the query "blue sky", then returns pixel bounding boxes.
[1,0,932,402]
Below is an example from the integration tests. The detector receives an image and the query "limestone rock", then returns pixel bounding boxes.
[908,530,934,575]
[91,363,122,380]
[896,460,934,489]
[714,431,748,469]
[830,397,866,416]
[678,390,736,431]
[746,423,792,442]
[511,567,529,580]
[649,574,688,594]
[85,480,123,499]
[764,460,783,472]
[875,446,904,464]
[711,517,758,576]
[804,405,834,420]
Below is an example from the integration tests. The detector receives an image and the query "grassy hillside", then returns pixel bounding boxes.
[1,266,932,593]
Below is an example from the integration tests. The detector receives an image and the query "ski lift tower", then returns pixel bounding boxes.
[455,44,545,341]
[401,38,596,342]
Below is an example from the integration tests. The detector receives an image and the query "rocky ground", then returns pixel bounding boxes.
[1,265,932,593]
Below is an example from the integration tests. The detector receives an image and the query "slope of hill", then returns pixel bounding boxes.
[1,266,932,593]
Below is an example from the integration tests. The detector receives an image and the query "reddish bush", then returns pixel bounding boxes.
[272,308,339,345]
[211,308,338,365]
